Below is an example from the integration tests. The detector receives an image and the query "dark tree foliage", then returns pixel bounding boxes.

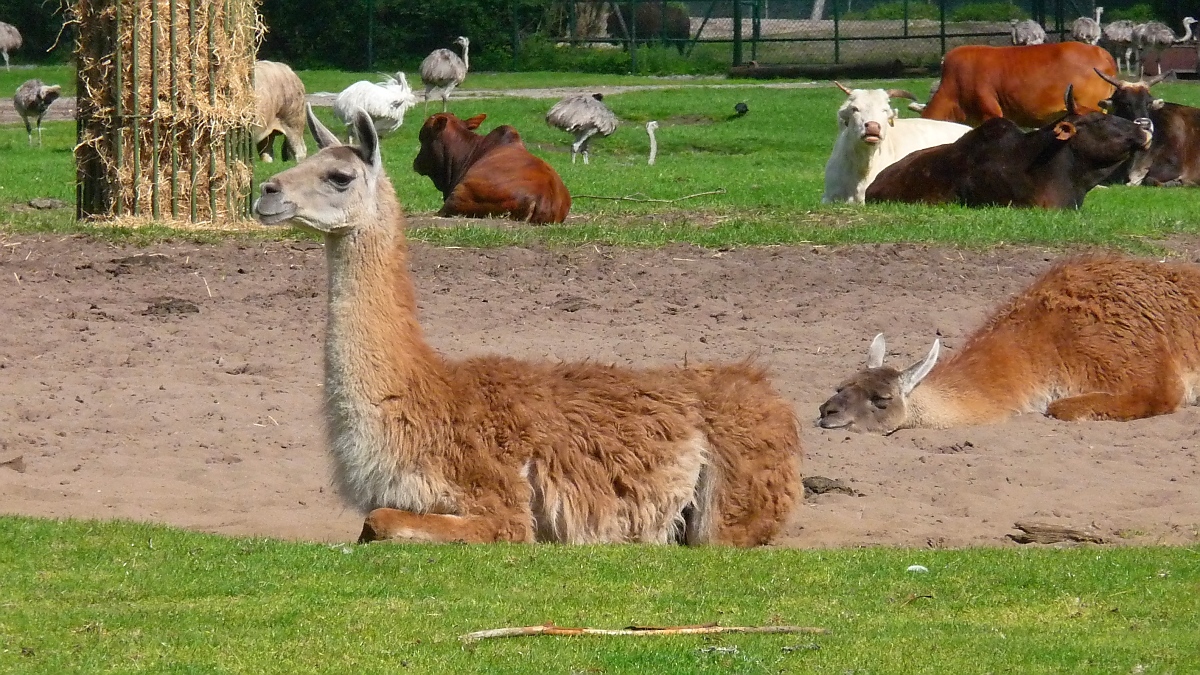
[1150,0,1200,28]
[0,0,73,64]
[259,0,549,71]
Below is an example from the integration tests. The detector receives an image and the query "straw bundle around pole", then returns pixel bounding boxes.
[75,0,262,226]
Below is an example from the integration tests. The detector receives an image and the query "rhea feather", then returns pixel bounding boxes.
[333,72,419,140]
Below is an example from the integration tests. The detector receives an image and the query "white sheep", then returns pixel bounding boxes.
[333,72,419,140]
[253,60,308,163]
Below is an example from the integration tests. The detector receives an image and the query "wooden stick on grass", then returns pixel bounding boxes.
[460,622,828,643]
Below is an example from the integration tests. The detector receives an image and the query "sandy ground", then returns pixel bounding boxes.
[1,230,1198,548]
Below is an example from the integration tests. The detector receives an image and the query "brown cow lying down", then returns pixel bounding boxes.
[413,113,571,224]
[866,87,1151,209]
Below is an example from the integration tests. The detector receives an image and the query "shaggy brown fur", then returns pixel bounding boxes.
[253,105,802,545]
[253,60,307,163]
[818,256,1200,434]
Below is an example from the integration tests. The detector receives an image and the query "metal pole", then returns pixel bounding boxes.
[151,0,161,219]
[732,0,742,66]
[903,0,909,37]
[833,0,840,65]
[751,0,760,61]
[367,0,374,71]
[631,1,638,72]
[939,0,946,57]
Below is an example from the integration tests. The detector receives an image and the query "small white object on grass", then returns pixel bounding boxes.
[906,564,929,573]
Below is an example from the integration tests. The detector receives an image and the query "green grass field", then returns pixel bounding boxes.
[4,70,1200,249]
[2,517,1197,674]
[3,71,1200,672]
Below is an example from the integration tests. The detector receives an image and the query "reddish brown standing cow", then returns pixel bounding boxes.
[413,113,571,224]
[920,43,1119,128]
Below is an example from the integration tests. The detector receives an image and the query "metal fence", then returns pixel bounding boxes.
[545,0,1141,70]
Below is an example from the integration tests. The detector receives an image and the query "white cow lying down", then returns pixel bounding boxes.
[822,82,971,204]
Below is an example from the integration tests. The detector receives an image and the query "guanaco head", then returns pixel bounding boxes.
[253,104,383,236]
[817,334,940,434]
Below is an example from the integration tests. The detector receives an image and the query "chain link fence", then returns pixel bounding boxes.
[540,0,1163,71]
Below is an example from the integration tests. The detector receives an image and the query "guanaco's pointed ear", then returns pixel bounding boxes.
[899,339,940,396]
[350,107,381,173]
[307,104,341,150]
[464,114,487,130]
[867,333,887,369]
[1053,120,1077,141]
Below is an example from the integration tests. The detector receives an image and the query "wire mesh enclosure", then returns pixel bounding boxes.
[546,0,1112,69]
[74,0,262,225]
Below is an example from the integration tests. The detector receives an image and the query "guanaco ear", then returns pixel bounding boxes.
[350,108,381,173]
[1151,98,1165,110]
[834,81,853,96]
[464,114,487,130]
[898,339,940,396]
[1053,121,1077,141]
[867,333,887,369]
[307,104,341,150]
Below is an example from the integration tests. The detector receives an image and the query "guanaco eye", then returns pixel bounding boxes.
[871,396,892,409]
[327,170,355,189]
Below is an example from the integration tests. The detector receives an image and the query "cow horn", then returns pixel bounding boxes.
[1093,67,1123,89]
[833,81,854,96]
[1143,71,1169,87]
[886,89,919,102]
[1064,84,1077,116]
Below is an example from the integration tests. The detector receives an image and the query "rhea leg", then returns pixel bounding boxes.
[22,116,32,145]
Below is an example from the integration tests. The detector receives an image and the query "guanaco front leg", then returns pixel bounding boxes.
[358,508,534,544]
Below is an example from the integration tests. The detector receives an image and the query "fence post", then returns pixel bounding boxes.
[732,0,742,66]
[366,0,374,71]
[568,1,576,43]
[631,0,638,73]
[903,0,909,37]
[833,0,840,65]
[939,0,946,56]
[751,0,760,61]
[511,0,520,68]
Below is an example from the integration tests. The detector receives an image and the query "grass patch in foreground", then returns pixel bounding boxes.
[1,517,1197,674]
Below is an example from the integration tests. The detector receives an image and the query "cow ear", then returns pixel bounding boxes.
[351,108,381,173]
[1151,98,1165,110]
[1099,99,1113,112]
[1063,84,1077,116]
[464,114,487,130]
[1053,121,1077,141]
[306,104,341,150]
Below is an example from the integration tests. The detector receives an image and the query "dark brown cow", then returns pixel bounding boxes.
[920,43,1118,127]
[866,87,1152,209]
[413,113,571,224]
[1095,69,1200,187]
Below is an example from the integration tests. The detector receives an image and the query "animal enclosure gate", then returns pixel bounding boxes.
[75,0,261,224]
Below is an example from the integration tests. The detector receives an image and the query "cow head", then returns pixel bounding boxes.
[1050,85,1152,174]
[413,113,488,193]
[833,82,917,146]
[1094,68,1165,135]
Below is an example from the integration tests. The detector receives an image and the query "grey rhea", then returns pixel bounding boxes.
[419,36,469,113]
[545,93,619,165]
[13,79,61,146]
